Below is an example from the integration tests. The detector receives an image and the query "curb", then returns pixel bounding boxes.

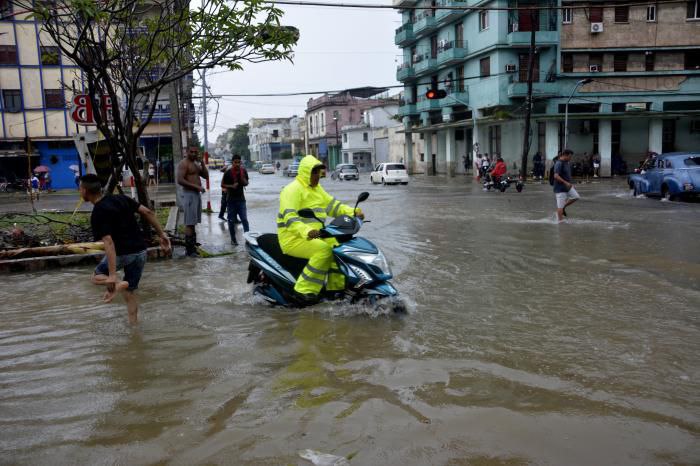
[0,247,171,274]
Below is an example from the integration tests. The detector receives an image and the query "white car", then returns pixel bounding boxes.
[259,163,275,174]
[370,163,409,185]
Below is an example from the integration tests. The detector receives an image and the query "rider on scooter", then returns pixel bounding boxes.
[489,156,507,184]
[277,155,364,302]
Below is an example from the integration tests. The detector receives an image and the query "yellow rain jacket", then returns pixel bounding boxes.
[277,155,357,253]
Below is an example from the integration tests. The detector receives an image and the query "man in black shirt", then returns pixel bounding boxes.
[221,154,249,245]
[80,174,171,324]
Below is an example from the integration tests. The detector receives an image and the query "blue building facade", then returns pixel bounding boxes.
[396,0,700,176]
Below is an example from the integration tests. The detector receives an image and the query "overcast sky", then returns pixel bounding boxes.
[199,1,401,144]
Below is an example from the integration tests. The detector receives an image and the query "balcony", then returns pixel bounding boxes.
[443,89,469,107]
[413,10,437,37]
[396,62,415,81]
[436,40,467,66]
[413,53,437,77]
[392,0,417,6]
[398,100,418,116]
[435,0,466,23]
[507,76,559,98]
[507,30,558,46]
[417,96,441,112]
[395,23,415,46]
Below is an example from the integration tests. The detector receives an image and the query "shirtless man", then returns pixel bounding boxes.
[177,149,209,256]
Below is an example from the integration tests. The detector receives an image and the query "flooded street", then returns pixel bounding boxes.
[1,173,699,465]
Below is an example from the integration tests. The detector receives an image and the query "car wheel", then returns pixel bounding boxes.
[662,185,675,201]
[382,177,386,186]
[633,184,639,197]
[401,182,408,185]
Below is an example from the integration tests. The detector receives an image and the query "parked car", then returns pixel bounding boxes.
[284,162,300,177]
[331,163,360,181]
[628,152,700,201]
[259,163,275,174]
[370,163,409,185]
[252,161,263,171]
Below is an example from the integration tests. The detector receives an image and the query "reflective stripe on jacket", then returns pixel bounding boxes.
[277,155,356,252]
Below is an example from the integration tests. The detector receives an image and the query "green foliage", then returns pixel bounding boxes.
[278,150,292,159]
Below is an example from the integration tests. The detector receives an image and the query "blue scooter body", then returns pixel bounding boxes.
[244,193,403,311]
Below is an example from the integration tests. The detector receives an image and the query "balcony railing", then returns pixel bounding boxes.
[413,10,437,36]
[395,22,415,45]
[396,62,415,81]
[436,0,467,22]
[413,53,437,76]
[437,40,468,65]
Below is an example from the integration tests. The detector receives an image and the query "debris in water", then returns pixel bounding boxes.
[299,449,351,466]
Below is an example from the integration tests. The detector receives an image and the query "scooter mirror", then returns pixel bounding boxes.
[357,192,370,203]
[298,208,316,219]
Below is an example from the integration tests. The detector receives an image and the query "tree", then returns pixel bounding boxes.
[227,124,251,160]
[21,0,297,207]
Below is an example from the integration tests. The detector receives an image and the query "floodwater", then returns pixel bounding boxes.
[1,172,699,465]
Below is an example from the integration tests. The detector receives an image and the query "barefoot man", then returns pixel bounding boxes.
[177,148,209,256]
[80,174,171,324]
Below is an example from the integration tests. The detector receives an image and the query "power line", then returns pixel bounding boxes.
[265,0,689,12]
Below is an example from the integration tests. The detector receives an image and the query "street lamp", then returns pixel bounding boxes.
[564,78,592,149]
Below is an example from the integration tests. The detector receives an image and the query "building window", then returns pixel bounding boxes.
[456,65,464,92]
[562,7,572,24]
[44,89,64,108]
[480,56,490,78]
[614,5,629,23]
[363,132,368,142]
[40,46,60,65]
[519,53,540,82]
[488,125,501,155]
[479,10,489,30]
[646,4,657,22]
[283,129,290,137]
[321,112,325,131]
[308,117,313,134]
[562,53,573,72]
[0,0,12,18]
[420,152,425,162]
[614,53,628,72]
[0,45,17,64]
[688,1,700,19]
[589,53,603,71]
[589,6,603,22]
[685,50,700,70]
[645,52,655,71]
[343,133,347,142]
[2,89,21,112]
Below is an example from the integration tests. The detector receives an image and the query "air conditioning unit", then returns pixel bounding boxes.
[505,64,517,73]
[438,39,448,48]
[590,22,603,33]
[511,22,519,32]
[589,64,601,72]
[412,54,420,63]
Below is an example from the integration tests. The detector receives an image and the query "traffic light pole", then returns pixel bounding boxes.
[520,10,537,180]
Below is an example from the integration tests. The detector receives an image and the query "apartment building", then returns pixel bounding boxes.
[0,4,192,188]
[395,0,700,177]
[247,116,305,162]
[306,87,391,168]
[555,1,700,175]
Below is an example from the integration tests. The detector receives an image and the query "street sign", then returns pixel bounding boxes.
[70,94,113,125]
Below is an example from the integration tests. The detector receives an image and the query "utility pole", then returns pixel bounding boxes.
[169,80,183,163]
[201,66,211,210]
[25,136,36,213]
[520,8,537,180]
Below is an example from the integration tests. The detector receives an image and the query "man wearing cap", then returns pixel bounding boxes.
[276,155,363,302]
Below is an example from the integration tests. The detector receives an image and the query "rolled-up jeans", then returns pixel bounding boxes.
[227,198,249,242]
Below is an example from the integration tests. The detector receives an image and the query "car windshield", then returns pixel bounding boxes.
[387,164,406,171]
[339,165,357,170]
[684,156,700,167]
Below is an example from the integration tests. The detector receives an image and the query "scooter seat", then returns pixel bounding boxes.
[256,234,309,280]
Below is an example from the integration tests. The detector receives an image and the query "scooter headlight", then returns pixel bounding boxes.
[346,250,392,275]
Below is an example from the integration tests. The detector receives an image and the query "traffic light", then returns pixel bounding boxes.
[426,88,447,99]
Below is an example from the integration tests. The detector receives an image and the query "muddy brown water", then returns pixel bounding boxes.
[1,174,699,465]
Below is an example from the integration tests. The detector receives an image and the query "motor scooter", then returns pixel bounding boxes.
[244,192,406,313]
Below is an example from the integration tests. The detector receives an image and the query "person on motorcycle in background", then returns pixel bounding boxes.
[277,155,364,302]
[489,156,507,184]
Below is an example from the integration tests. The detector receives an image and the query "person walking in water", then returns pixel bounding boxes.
[80,174,171,324]
[177,148,209,256]
[221,154,249,245]
[553,149,581,222]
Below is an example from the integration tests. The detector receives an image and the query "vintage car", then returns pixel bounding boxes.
[628,152,700,200]
[331,163,360,181]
